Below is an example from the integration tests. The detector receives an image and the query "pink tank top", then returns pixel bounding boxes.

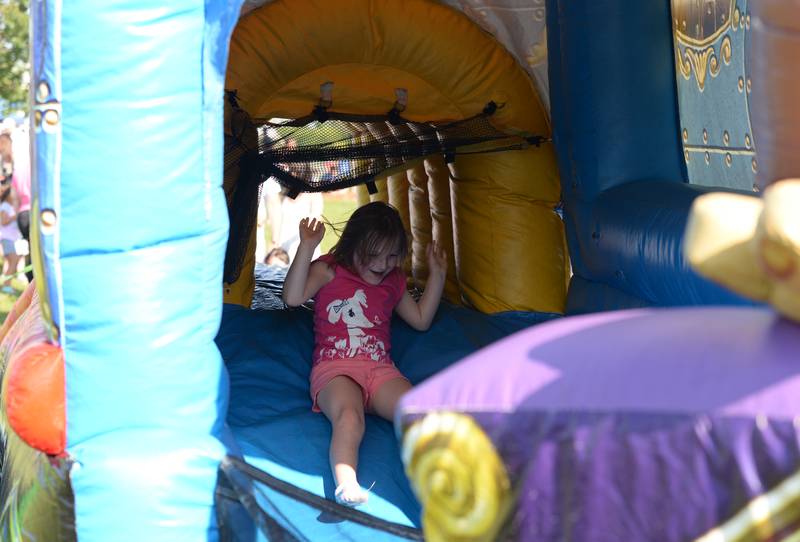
[312,254,405,365]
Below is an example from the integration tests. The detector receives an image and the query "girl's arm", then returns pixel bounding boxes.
[282,217,332,306]
[395,241,447,331]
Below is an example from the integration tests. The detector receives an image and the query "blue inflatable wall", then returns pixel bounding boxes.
[547,0,756,312]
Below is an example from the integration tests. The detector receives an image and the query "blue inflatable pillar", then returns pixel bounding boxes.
[31,0,242,539]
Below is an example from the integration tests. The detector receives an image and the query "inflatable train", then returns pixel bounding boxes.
[2,0,799,540]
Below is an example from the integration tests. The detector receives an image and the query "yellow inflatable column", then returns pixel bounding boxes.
[425,155,460,304]
[355,184,370,208]
[223,99,260,307]
[388,171,412,277]
[388,172,411,230]
[407,162,432,290]
[450,148,566,313]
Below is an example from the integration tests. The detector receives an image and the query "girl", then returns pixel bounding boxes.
[283,201,447,506]
[0,183,23,294]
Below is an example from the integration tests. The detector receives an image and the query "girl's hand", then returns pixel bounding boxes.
[299,217,325,248]
[427,240,447,278]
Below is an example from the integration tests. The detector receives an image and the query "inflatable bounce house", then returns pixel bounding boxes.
[2,0,799,540]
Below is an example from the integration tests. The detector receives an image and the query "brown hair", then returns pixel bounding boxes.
[330,201,408,271]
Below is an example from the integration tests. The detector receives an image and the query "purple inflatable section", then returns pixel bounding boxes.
[399,307,800,541]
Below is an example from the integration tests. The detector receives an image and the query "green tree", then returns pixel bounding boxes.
[0,0,29,115]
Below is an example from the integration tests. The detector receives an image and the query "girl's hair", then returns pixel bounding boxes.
[330,201,408,270]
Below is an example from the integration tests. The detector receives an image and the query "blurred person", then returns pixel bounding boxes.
[274,138,325,263]
[11,128,31,281]
[264,247,290,267]
[0,132,12,183]
[0,182,25,293]
[279,191,324,263]
[0,128,32,281]
[257,177,284,262]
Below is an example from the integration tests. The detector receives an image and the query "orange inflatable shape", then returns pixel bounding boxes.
[5,343,66,455]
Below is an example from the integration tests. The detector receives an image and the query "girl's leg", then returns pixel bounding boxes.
[317,376,368,504]
[368,377,412,421]
[3,253,18,288]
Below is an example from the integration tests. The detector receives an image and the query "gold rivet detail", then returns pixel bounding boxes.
[746,14,751,29]
[34,110,42,128]
[725,153,732,167]
[40,209,57,234]
[752,158,758,172]
[746,78,752,94]
[745,134,751,148]
[682,128,688,142]
[703,129,708,143]
[723,131,730,145]
[684,150,690,163]
[44,109,60,127]
[738,77,744,92]
[705,151,710,164]
[36,82,50,102]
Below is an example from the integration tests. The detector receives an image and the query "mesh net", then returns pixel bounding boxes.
[222,93,547,284]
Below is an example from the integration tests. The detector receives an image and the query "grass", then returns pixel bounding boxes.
[320,195,358,254]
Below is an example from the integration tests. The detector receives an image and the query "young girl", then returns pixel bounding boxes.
[0,183,23,294]
[282,201,447,506]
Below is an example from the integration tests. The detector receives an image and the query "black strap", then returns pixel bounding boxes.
[220,456,424,540]
[312,105,329,123]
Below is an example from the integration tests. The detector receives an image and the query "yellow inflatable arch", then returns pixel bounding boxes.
[224,0,567,313]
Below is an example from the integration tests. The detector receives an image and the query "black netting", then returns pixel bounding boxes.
[222,92,547,285]
[251,101,546,196]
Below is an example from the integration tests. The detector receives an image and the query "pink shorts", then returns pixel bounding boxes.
[310,358,409,413]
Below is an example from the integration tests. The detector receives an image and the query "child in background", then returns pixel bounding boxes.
[282,202,447,506]
[0,183,23,293]
[264,247,290,267]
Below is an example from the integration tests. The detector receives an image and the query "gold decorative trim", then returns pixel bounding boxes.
[674,0,734,47]
[684,145,755,156]
[402,412,512,542]
[676,35,733,92]
[693,467,800,542]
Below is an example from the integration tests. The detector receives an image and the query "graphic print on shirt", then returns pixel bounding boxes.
[323,288,387,361]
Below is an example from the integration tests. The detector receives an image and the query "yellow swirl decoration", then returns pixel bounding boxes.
[402,412,512,542]
[721,35,732,66]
